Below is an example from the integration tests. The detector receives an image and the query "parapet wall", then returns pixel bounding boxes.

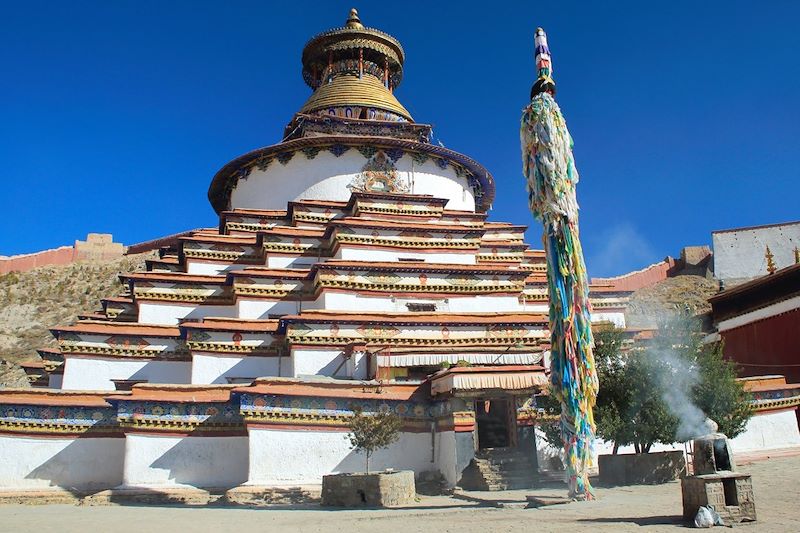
[0,234,125,275]
[591,258,676,292]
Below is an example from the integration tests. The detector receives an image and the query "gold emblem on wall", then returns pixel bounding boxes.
[348,150,410,193]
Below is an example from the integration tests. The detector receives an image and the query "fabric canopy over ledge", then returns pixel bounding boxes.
[430,365,548,396]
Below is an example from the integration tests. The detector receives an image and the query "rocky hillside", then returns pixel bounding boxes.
[625,274,719,329]
[0,253,153,387]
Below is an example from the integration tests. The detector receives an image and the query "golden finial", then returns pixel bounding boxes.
[345,8,364,29]
[765,245,777,274]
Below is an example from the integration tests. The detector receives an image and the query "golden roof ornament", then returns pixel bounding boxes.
[345,8,364,29]
[765,245,777,274]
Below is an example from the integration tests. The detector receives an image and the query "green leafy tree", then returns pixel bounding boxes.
[692,337,753,437]
[347,407,402,473]
[592,316,752,454]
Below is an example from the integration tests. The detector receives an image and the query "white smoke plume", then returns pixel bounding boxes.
[642,311,716,441]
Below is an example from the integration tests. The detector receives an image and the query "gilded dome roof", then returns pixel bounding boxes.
[299,73,412,120]
[298,9,411,121]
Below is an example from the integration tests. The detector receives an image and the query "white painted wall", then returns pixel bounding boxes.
[0,435,124,490]
[591,311,626,328]
[237,298,311,320]
[246,428,434,485]
[334,246,476,264]
[191,353,284,384]
[138,302,235,326]
[448,295,523,313]
[230,152,476,213]
[290,348,369,379]
[122,434,248,488]
[713,222,800,282]
[186,261,249,276]
[266,256,320,269]
[61,357,192,390]
[435,430,458,486]
[730,409,800,452]
[536,410,800,469]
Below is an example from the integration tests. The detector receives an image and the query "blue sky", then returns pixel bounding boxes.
[2,1,798,277]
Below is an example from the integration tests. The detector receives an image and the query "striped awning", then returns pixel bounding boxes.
[431,365,548,396]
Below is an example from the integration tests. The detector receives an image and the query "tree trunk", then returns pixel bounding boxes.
[612,442,619,455]
[366,451,370,474]
[633,441,640,454]
[643,442,652,454]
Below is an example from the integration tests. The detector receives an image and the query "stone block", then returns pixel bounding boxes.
[681,473,756,523]
[321,470,415,507]
[598,451,686,485]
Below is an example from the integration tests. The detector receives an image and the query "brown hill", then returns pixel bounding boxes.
[0,253,154,386]
[625,274,719,329]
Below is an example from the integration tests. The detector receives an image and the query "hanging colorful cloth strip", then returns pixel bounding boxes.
[520,27,599,500]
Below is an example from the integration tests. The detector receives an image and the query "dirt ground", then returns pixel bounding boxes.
[1,454,797,533]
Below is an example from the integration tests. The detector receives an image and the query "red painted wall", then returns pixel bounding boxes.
[721,307,800,384]
[0,247,75,275]
[591,259,675,292]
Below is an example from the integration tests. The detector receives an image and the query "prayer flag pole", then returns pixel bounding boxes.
[520,28,598,500]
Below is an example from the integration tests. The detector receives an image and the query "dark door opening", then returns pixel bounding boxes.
[476,397,512,449]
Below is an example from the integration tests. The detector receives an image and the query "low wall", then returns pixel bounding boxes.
[730,409,800,452]
[598,450,686,485]
[1,233,125,275]
[0,435,124,490]
[0,246,74,275]
[591,258,675,292]
[246,428,436,486]
[122,434,249,488]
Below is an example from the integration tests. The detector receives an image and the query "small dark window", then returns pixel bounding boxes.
[407,303,436,312]
[722,479,739,506]
[398,257,424,262]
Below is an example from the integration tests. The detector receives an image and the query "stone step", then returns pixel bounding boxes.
[476,456,536,466]
[474,462,537,474]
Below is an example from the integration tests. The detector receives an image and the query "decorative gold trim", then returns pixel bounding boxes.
[59,344,190,360]
[590,300,629,310]
[118,419,244,433]
[133,289,233,305]
[233,286,311,298]
[520,264,547,272]
[335,234,480,249]
[317,279,524,294]
[476,253,525,262]
[183,250,262,262]
[358,206,440,216]
[286,335,547,347]
[520,296,548,303]
[186,342,282,355]
[752,397,800,412]
[241,410,431,430]
[226,222,278,232]
[242,410,350,427]
[262,243,321,254]
[0,421,121,436]
[293,213,339,224]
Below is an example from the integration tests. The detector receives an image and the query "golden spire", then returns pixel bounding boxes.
[765,245,777,274]
[345,8,364,29]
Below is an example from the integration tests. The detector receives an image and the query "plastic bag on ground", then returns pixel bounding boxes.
[694,506,715,528]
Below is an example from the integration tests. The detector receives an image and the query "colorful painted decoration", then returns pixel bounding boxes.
[520,27,598,500]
